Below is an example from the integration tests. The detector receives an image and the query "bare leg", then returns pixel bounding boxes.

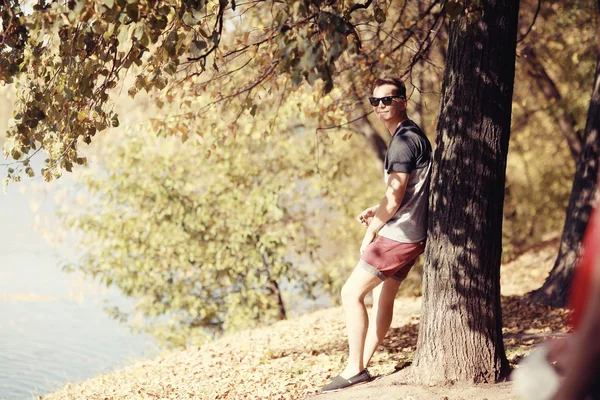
[339,266,383,378]
[363,278,403,367]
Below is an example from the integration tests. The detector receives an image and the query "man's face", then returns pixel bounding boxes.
[371,84,406,121]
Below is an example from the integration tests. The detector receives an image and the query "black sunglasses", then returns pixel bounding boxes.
[368,95,403,107]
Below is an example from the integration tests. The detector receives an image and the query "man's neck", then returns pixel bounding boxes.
[385,114,409,136]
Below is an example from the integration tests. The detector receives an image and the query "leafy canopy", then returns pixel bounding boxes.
[56,85,382,346]
[1,0,446,182]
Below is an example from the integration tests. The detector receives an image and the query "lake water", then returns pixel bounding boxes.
[0,181,159,400]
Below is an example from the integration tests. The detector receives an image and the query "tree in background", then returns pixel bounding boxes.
[0,0,444,182]
[529,0,600,307]
[503,0,597,257]
[1,0,445,347]
[55,85,384,347]
[412,0,519,383]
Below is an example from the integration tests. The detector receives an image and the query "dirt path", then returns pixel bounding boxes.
[313,373,515,400]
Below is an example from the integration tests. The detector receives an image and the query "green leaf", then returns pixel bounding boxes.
[374,8,386,24]
[117,25,130,47]
[190,39,207,57]
[133,24,145,41]
[198,26,210,38]
[164,61,178,75]
[126,4,140,22]
[182,13,196,25]
[154,76,167,90]
[165,30,179,56]
[135,74,146,90]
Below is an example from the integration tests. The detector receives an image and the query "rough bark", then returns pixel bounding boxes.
[411,0,519,384]
[522,45,582,160]
[529,35,600,307]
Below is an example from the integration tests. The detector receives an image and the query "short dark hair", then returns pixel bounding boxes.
[373,77,406,99]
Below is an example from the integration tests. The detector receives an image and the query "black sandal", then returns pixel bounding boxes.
[321,369,373,392]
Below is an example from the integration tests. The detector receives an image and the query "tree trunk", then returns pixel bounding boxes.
[260,251,287,320]
[522,45,582,160]
[349,80,388,165]
[529,32,600,307]
[354,118,387,164]
[270,279,287,320]
[411,0,519,384]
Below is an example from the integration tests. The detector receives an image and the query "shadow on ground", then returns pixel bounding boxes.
[295,295,569,367]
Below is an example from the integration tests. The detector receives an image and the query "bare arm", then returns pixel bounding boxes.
[360,172,409,253]
[367,172,409,234]
[357,205,381,227]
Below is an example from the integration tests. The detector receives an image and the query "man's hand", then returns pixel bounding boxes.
[357,206,378,228]
[360,231,377,254]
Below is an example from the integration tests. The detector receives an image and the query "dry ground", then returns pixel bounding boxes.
[42,240,569,400]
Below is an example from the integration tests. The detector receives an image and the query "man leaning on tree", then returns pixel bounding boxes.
[322,77,432,392]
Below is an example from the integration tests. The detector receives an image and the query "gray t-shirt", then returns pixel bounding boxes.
[378,120,432,243]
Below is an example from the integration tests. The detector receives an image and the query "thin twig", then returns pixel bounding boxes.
[315,111,373,133]
[517,0,541,44]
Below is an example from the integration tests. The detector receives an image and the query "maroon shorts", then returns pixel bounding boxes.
[359,236,426,281]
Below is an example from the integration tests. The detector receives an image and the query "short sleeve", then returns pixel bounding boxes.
[386,134,420,174]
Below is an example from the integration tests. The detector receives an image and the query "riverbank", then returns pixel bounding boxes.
[42,239,569,400]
